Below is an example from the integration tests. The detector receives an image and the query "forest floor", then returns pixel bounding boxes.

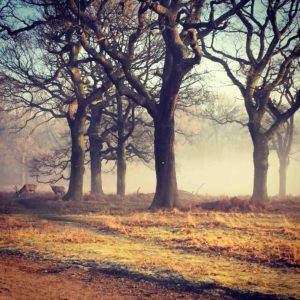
[0,191,299,299]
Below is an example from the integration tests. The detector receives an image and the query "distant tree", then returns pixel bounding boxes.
[0,107,46,186]
[201,0,300,203]
[87,91,153,196]
[0,19,113,200]
[107,93,153,197]
[87,102,107,195]
[28,128,71,185]
[272,116,295,197]
[271,69,299,197]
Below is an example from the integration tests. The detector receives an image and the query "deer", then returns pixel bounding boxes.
[15,184,37,196]
[50,185,65,196]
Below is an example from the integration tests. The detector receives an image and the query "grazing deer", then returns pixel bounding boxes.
[15,184,37,196]
[50,185,65,196]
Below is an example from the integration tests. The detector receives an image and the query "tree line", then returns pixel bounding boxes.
[0,0,299,209]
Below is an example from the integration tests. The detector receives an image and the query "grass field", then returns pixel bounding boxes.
[0,192,300,299]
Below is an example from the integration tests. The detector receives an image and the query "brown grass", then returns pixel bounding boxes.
[0,193,300,298]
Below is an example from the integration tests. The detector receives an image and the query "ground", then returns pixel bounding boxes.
[1,253,219,300]
[0,191,299,299]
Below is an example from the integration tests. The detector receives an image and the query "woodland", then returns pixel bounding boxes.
[0,1,300,299]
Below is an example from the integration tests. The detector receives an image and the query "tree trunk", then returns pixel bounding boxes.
[88,104,104,195]
[279,155,289,197]
[150,115,178,209]
[116,93,126,197]
[275,116,293,197]
[90,140,104,195]
[251,134,269,203]
[63,109,87,201]
[149,67,184,210]
[116,141,126,196]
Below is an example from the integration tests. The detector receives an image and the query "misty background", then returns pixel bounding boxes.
[0,38,299,196]
[1,92,299,196]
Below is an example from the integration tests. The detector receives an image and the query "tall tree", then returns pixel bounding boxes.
[76,0,248,209]
[273,116,294,196]
[201,0,300,203]
[1,0,249,206]
[87,92,153,196]
[0,20,111,200]
[87,102,106,195]
[271,70,299,196]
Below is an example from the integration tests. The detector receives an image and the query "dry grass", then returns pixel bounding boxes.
[76,209,300,266]
[0,193,300,298]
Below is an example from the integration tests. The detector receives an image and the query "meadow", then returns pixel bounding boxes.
[0,192,299,299]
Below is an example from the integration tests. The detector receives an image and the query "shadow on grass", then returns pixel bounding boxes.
[0,248,293,300]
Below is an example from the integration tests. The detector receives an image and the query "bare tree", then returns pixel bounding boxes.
[271,69,299,196]
[87,102,107,195]
[273,116,294,196]
[0,12,115,200]
[29,135,71,185]
[87,91,153,196]
[1,0,249,207]
[75,0,249,209]
[201,0,300,203]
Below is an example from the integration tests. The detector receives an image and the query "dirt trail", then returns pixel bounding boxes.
[0,254,234,300]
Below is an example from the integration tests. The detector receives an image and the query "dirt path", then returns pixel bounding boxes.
[0,254,235,300]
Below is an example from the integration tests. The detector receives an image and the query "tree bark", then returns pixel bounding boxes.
[90,139,104,195]
[149,66,185,210]
[116,140,126,196]
[88,104,104,195]
[63,109,87,201]
[251,133,269,203]
[116,94,127,197]
[279,155,289,197]
[151,116,178,209]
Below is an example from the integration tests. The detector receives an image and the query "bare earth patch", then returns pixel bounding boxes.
[0,254,233,300]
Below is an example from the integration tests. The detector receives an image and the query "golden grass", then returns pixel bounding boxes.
[0,206,300,298]
[71,210,300,266]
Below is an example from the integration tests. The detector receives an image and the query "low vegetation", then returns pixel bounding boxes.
[0,193,300,299]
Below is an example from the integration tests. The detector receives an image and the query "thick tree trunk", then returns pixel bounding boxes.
[279,156,289,197]
[150,116,178,209]
[116,141,126,196]
[149,67,184,210]
[251,134,269,203]
[63,109,87,201]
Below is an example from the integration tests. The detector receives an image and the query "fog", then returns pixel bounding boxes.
[83,106,300,196]
[95,132,300,196]
[1,58,299,196]
[1,107,299,196]
[1,90,299,196]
